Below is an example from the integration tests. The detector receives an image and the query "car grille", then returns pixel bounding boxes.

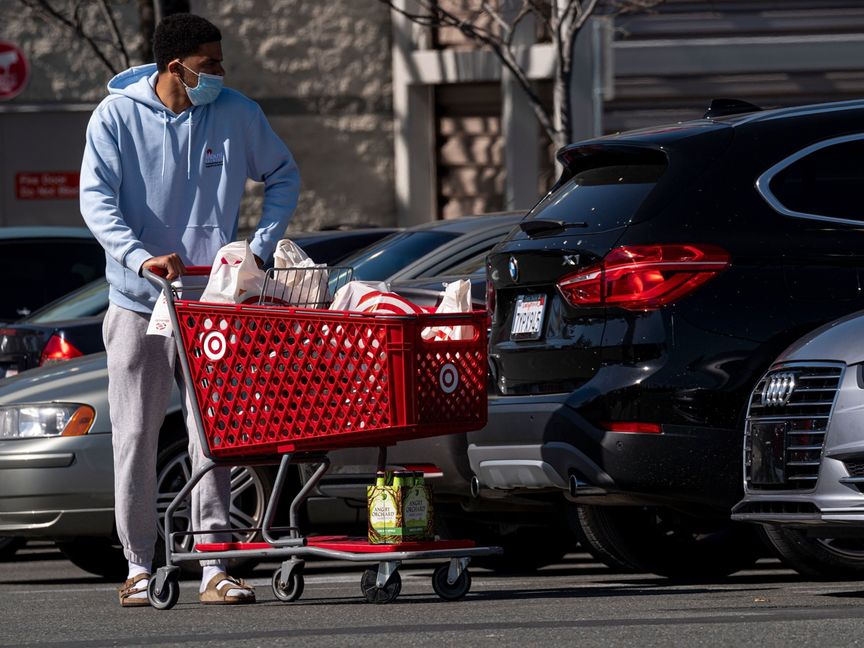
[733,500,820,516]
[745,363,843,491]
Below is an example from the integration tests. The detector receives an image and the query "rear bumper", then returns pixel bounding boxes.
[466,394,744,511]
[0,434,115,538]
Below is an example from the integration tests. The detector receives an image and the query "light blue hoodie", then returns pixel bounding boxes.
[80,64,300,313]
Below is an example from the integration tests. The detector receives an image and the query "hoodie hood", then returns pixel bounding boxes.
[107,63,184,181]
[107,63,166,112]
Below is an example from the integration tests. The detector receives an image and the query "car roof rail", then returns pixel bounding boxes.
[703,98,763,119]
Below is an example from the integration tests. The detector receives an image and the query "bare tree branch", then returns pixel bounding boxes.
[19,0,121,74]
[97,0,130,69]
[379,0,664,150]
[482,2,512,42]
[505,4,535,48]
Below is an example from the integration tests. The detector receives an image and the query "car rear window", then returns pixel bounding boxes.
[338,231,460,281]
[27,279,109,323]
[527,155,667,231]
[0,239,104,320]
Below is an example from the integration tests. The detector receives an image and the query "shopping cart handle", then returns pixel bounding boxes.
[143,266,212,293]
[183,266,212,276]
[145,265,211,278]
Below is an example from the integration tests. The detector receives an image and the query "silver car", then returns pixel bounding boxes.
[0,354,273,578]
[732,310,864,579]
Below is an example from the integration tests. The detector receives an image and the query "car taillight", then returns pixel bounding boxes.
[557,244,730,311]
[39,334,84,366]
[486,272,496,316]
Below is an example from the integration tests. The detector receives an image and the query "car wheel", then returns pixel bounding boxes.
[576,505,763,580]
[0,537,26,561]
[761,525,864,580]
[56,537,127,580]
[155,437,274,576]
[570,507,638,573]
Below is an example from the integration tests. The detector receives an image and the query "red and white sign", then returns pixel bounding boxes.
[16,172,80,201]
[0,42,29,101]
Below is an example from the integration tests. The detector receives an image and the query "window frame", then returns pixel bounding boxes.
[756,132,864,226]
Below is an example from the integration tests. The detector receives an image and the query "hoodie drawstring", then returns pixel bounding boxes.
[160,112,167,182]
[187,112,193,179]
[158,110,194,181]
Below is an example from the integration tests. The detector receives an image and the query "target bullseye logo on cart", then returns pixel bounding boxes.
[439,363,459,394]
[203,331,227,361]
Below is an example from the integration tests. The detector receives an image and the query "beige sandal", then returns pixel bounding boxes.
[118,573,151,608]
[199,572,256,605]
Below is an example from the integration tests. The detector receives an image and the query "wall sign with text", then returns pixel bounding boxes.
[16,172,80,200]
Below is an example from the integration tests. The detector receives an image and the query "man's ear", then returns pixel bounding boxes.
[166,60,183,79]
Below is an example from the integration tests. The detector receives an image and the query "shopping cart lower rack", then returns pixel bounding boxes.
[144,266,500,609]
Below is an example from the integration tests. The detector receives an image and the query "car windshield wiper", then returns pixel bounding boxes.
[519,219,588,236]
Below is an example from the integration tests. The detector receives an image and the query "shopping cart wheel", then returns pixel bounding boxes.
[431,564,472,601]
[147,574,180,610]
[360,568,402,604]
[271,567,305,602]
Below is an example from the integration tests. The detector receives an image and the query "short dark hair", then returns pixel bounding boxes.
[153,14,221,72]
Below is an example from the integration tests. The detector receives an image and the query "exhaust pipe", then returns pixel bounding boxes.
[470,475,481,498]
[569,474,579,498]
[566,473,607,499]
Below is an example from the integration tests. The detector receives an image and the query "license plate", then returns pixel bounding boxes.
[750,421,788,485]
[510,294,546,341]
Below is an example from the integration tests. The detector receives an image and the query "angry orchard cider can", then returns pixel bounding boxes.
[368,470,400,544]
[404,472,433,541]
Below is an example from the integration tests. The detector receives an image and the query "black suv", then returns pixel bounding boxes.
[477,99,864,578]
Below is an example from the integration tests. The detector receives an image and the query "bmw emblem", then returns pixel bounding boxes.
[509,256,519,282]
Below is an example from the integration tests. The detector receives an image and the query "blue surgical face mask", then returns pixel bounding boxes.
[177,62,223,106]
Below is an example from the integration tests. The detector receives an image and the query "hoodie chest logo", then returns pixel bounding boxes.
[204,147,224,169]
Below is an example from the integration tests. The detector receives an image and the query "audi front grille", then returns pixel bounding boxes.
[744,363,843,491]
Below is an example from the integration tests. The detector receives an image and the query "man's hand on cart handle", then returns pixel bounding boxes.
[142,254,186,281]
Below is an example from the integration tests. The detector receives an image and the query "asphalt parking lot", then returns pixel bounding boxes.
[4,542,864,647]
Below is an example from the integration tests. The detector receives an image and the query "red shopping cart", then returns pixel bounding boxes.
[144,266,500,609]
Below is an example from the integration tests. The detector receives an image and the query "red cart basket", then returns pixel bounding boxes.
[144,266,500,609]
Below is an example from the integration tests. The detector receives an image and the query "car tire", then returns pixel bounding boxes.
[0,537,26,561]
[154,437,274,577]
[570,508,638,573]
[575,505,763,580]
[761,524,864,580]
[56,537,127,580]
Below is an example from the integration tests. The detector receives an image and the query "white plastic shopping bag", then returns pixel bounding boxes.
[330,280,389,312]
[274,238,311,267]
[421,279,473,341]
[200,241,266,305]
[267,238,329,306]
[146,288,175,337]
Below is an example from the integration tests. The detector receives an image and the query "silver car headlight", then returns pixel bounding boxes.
[0,404,96,439]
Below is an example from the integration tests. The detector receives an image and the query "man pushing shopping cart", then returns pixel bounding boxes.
[80,12,300,607]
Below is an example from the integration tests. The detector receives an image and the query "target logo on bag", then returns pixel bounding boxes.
[439,363,459,394]
[203,331,227,360]
[357,291,424,315]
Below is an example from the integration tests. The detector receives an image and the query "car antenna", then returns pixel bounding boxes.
[704,98,762,119]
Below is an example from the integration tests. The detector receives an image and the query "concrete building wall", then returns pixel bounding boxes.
[0,0,396,232]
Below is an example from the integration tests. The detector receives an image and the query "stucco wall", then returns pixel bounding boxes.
[0,0,396,231]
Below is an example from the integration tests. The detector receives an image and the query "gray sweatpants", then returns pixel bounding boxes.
[104,304,230,566]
